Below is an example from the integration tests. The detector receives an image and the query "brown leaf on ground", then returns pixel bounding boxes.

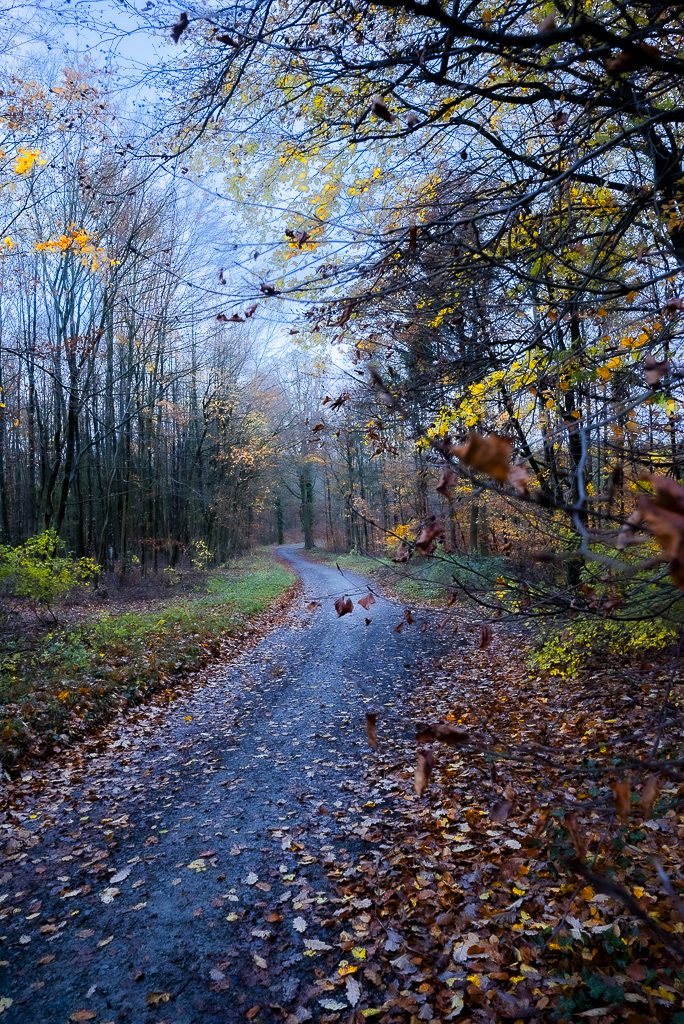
[146,992,171,1006]
[365,712,378,749]
[490,783,515,823]
[564,811,586,859]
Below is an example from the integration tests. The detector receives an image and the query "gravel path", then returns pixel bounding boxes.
[1,546,451,1024]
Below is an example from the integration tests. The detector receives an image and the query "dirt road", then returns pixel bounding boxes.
[1,547,451,1024]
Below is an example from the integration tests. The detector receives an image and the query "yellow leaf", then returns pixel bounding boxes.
[146,992,171,1005]
[338,963,359,977]
[13,147,46,174]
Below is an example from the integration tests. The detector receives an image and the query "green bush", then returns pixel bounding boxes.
[0,529,98,610]
[531,617,678,678]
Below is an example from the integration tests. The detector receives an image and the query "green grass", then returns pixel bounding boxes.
[309,548,507,606]
[0,554,295,772]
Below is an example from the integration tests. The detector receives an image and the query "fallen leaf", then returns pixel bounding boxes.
[416,722,469,747]
[186,859,207,872]
[109,867,131,884]
[146,992,171,1005]
[345,974,361,1007]
[99,887,120,904]
[611,777,632,822]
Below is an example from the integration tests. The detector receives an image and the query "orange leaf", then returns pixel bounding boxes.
[453,433,512,484]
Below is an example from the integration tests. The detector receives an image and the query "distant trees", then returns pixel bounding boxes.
[155,0,684,610]
[0,68,280,567]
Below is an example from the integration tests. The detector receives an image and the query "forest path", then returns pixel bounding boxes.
[1,546,453,1024]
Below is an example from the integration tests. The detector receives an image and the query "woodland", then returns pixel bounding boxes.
[0,0,683,1022]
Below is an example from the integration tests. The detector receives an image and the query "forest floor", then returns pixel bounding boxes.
[1,546,682,1024]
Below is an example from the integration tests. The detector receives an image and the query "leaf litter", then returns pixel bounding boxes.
[0,550,681,1023]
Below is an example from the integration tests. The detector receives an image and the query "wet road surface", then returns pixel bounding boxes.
[1,546,452,1024]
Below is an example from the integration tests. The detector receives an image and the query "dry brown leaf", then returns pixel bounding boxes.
[564,811,586,859]
[453,433,512,484]
[479,624,493,650]
[436,467,458,500]
[146,993,171,1006]
[415,516,444,556]
[370,95,394,123]
[334,597,354,617]
[640,774,661,818]
[414,748,434,797]
[416,722,469,747]
[365,712,378,749]
[611,777,632,822]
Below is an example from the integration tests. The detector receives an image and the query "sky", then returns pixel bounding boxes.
[1,1,346,361]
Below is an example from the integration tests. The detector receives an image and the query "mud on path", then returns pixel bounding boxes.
[0,545,455,1024]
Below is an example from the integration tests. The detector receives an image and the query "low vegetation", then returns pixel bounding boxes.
[0,552,295,773]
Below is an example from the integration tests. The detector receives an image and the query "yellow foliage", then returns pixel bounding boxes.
[34,225,115,271]
[12,147,47,175]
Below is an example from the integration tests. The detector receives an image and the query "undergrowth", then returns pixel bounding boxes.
[531,617,679,677]
[0,555,295,772]
[311,547,508,605]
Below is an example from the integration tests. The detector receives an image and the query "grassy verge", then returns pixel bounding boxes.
[308,547,507,606]
[0,553,296,773]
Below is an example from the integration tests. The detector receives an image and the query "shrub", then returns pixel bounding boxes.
[189,539,213,570]
[0,529,98,611]
[531,617,678,678]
